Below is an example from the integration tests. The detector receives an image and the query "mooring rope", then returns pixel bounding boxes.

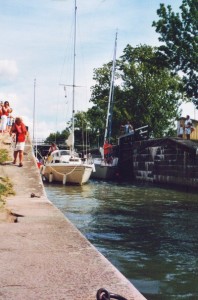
[43,164,79,177]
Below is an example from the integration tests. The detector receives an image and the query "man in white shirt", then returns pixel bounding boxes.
[121,121,134,135]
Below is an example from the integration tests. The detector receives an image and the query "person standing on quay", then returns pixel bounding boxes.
[0,101,12,134]
[10,117,27,167]
[0,101,3,126]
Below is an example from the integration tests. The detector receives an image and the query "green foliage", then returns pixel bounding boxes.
[73,111,92,148]
[152,0,198,105]
[119,44,182,137]
[44,112,97,149]
[88,62,122,144]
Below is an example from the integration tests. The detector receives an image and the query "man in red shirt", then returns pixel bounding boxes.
[103,140,113,163]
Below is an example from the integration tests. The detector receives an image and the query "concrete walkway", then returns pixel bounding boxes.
[0,134,146,300]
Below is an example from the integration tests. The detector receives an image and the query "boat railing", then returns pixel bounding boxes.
[135,125,149,139]
[119,125,149,139]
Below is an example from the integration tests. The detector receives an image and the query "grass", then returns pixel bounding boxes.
[0,148,15,213]
[0,149,15,209]
[0,148,10,164]
[0,177,15,208]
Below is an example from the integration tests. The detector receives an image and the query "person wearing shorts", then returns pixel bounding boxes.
[0,101,11,133]
[10,117,27,167]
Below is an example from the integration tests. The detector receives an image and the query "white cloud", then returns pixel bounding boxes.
[180,102,198,121]
[0,60,18,80]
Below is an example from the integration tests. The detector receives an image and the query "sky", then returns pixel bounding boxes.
[0,0,196,140]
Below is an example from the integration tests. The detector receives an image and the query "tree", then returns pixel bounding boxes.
[118,44,182,137]
[44,129,70,145]
[88,62,123,144]
[88,44,182,139]
[73,111,92,148]
[152,0,198,105]
[45,44,183,143]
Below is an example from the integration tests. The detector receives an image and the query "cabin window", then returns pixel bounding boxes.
[61,150,70,155]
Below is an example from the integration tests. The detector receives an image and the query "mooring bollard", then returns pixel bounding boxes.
[41,165,45,175]
[63,174,67,185]
[49,173,53,183]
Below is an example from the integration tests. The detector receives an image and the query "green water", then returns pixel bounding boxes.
[45,180,198,300]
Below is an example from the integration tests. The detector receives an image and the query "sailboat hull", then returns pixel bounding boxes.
[41,163,93,185]
[92,33,118,181]
[91,158,118,180]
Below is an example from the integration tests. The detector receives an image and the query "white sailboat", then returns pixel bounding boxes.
[91,32,119,180]
[41,0,94,185]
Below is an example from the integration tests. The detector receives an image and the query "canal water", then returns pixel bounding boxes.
[44,180,198,300]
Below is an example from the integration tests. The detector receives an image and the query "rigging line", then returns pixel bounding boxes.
[54,87,64,142]
[75,0,112,110]
[58,15,74,86]
[56,0,75,85]
[53,51,69,136]
[75,14,90,108]
[57,0,77,80]
[55,1,76,135]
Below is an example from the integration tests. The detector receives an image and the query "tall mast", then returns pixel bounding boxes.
[71,0,77,152]
[33,78,36,143]
[104,31,118,143]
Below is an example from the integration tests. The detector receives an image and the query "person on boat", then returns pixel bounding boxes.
[10,117,27,167]
[184,115,192,140]
[103,139,113,163]
[121,121,134,135]
[48,142,59,156]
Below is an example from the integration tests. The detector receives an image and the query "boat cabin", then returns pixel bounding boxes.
[48,149,80,164]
